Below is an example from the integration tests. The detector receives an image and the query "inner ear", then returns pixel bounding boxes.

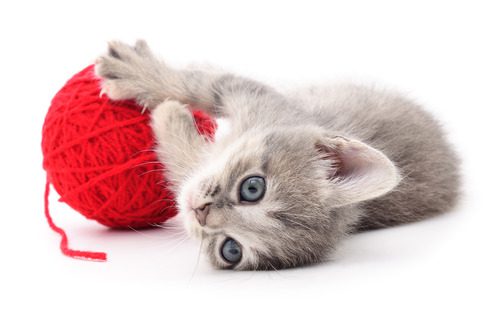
[315,136,361,179]
[316,136,401,205]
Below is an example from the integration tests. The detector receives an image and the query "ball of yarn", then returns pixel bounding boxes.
[42,65,215,229]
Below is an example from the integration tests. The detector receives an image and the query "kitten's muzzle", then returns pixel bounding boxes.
[194,203,211,226]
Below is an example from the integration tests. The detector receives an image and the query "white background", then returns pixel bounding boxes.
[0,1,499,315]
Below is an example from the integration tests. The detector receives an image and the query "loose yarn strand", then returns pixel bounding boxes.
[44,178,107,261]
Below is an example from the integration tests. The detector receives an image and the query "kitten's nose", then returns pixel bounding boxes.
[194,203,211,226]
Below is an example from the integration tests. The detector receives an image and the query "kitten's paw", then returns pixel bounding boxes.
[95,40,165,108]
[152,100,192,127]
[151,100,195,140]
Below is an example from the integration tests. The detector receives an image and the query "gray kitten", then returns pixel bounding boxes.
[95,40,460,270]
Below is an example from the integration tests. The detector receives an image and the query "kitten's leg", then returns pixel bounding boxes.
[96,40,293,128]
[95,40,223,113]
[150,100,209,193]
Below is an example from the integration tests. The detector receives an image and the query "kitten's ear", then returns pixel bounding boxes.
[316,136,401,206]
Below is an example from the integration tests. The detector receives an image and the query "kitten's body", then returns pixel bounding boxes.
[96,41,460,270]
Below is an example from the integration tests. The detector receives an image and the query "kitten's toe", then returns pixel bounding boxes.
[98,77,138,101]
[133,39,153,57]
[106,40,154,63]
[95,55,128,80]
[107,40,138,62]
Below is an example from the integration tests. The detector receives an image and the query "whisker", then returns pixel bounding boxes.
[125,225,186,243]
[163,235,189,255]
[189,238,204,284]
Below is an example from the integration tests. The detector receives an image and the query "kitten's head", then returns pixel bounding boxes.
[177,126,400,270]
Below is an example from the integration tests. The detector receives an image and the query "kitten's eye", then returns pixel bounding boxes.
[239,176,266,202]
[221,238,242,264]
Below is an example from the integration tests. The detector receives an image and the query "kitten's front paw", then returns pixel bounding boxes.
[95,40,165,108]
[151,100,193,130]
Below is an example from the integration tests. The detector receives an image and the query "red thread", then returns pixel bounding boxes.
[42,65,216,261]
[44,178,107,261]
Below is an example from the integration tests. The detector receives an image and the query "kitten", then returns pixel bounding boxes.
[95,40,460,270]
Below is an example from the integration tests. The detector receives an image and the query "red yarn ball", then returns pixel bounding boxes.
[42,65,215,229]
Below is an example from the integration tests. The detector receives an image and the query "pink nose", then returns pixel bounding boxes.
[194,203,211,226]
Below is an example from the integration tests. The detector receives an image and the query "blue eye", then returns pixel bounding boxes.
[239,176,266,202]
[221,238,242,264]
